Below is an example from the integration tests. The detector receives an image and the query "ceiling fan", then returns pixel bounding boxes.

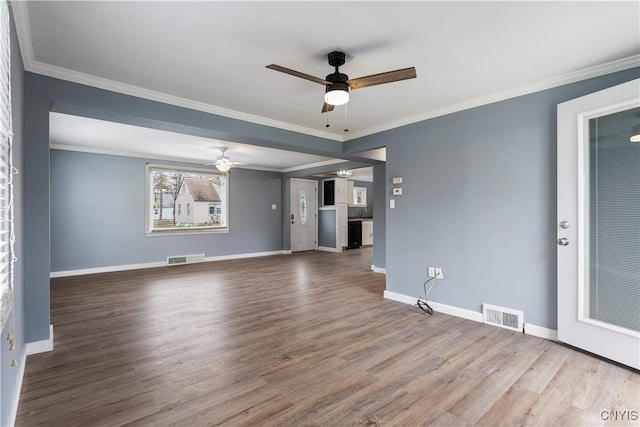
[267,50,416,113]
[207,147,246,172]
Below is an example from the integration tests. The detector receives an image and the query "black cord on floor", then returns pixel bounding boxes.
[416,298,433,315]
[416,276,437,315]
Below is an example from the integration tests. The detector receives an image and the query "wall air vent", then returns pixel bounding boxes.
[167,253,205,266]
[482,303,524,332]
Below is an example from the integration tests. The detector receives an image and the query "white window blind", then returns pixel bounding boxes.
[0,0,15,330]
[589,109,640,332]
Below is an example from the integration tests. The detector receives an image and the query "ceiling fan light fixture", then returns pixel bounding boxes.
[216,163,231,172]
[325,82,349,106]
[336,169,352,178]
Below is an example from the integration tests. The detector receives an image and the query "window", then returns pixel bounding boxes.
[146,165,228,235]
[353,187,367,206]
[0,0,15,329]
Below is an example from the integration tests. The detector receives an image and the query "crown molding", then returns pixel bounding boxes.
[12,2,638,144]
[28,60,345,142]
[10,1,344,143]
[345,55,640,140]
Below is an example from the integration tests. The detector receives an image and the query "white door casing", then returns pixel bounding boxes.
[290,178,317,252]
[557,79,640,369]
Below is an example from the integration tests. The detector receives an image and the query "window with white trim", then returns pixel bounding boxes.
[146,165,228,234]
[0,0,15,330]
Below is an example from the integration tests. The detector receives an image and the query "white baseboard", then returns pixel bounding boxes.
[384,290,483,322]
[524,323,558,341]
[25,324,53,355]
[429,301,484,323]
[384,290,558,340]
[318,246,340,253]
[383,290,417,305]
[50,250,287,278]
[371,265,386,274]
[8,348,27,427]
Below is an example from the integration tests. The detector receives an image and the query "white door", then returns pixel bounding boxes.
[557,79,639,369]
[290,178,317,252]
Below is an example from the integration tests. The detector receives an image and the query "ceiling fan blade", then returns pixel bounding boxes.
[321,102,335,113]
[347,67,416,90]
[266,64,329,85]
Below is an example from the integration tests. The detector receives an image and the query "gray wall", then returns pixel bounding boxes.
[2,14,25,426]
[23,72,352,344]
[318,210,337,248]
[372,163,386,269]
[14,24,638,424]
[348,68,639,330]
[50,150,282,272]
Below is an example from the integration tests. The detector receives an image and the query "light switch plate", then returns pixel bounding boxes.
[390,199,395,209]
[392,188,403,195]
[392,177,403,185]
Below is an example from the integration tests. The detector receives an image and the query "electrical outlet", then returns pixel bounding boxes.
[435,267,444,279]
[428,267,435,278]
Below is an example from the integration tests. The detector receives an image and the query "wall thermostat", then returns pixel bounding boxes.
[392,188,403,195]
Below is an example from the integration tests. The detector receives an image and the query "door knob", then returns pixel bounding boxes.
[557,237,569,246]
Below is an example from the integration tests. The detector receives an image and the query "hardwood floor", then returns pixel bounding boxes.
[16,249,639,426]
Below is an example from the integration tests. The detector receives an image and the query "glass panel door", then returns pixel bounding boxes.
[557,79,640,369]
[588,109,640,333]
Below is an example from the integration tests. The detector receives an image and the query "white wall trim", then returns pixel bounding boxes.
[318,246,339,253]
[11,0,638,144]
[385,290,560,340]
[8,348,27,427]
[384,290,484,322]
[429,301,484,323]
[345,55,640,140]
[7,0,342,144]
[524,323,558,341]
[25,324,53,355]
[371,265,386,274]
[383,290,420,306]
[50,250,287,278]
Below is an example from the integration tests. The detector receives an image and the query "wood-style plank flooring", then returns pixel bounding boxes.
[16,248,640,426]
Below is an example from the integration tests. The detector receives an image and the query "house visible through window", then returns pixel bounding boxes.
[147,165,228,234]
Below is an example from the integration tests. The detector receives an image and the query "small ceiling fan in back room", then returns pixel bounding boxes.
[206,148,247,173]
[266,50,417,115]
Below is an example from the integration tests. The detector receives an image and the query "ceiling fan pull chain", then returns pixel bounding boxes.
[343,103,349,133]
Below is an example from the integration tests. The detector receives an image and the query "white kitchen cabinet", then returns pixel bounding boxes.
[322,178,348,206]
[362,220,373,246]
[337,204,348,249]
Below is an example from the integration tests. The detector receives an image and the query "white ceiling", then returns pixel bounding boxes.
[49,112,346,172]
[12,1,640,173]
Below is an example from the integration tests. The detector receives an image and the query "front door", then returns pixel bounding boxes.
[290,178,317,252]
[557,79,639,369]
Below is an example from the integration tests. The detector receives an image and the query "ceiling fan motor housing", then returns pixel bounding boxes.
[327,51,346,68]
[326,51,349,94]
